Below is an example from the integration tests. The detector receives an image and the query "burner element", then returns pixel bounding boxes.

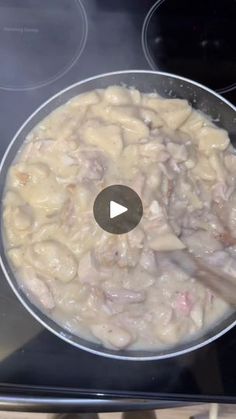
[0,0,88,91]
[142,0,236,93]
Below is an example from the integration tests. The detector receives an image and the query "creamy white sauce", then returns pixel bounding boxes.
[3,85,235,351]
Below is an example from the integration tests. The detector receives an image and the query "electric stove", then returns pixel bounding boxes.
[0,0,236,412]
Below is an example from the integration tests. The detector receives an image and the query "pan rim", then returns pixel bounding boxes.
[0,69,235,361]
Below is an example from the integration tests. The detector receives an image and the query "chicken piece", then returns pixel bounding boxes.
[182,230,223,256]
[167,179,174,199]
[217,230,236,247]
[94,236,120,267]
[148,200,166,220]
[224,193,236,237]
[60,198,76,229]
[142,166,163,205]
[78,251,99,284]
[174,177,203,210]
[159,162,174,180]
[173,291,194,316]
[224,153,236,173]
[66,184,77,194]
[148,165,162,190]
[139,248,157,275]
[116,235,141,268]
[168,158,180,173]
[209,152,227,182]
[142,200,170,236]
[156,253,189,283]
[166,142,188,162]
[95,235,141,269]
[127,228,144,249]
[119,144,139,179]
[105,288,146,304]
[212,182,234,203]
[205,213,225,235]
[204,250,236,278]
[130,173,145,197]
[77,150,106,181]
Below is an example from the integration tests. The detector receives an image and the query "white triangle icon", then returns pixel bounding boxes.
[110,200,128,219]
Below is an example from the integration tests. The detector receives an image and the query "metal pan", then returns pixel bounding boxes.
[0,70,236,361]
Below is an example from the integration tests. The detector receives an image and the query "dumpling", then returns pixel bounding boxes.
[25,240,77,282]
[80,120,123,158]
[197,126,230,154]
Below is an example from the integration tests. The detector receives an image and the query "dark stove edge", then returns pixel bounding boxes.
[0,395,194,413]
[1,384,236,402]
[0,386,236,412]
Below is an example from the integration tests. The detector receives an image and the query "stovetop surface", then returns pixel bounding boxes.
[0,0,236,403]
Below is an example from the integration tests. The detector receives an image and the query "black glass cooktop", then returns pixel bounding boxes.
[0,0,87,90]
[142,0,236,102]
[0,0,236,410]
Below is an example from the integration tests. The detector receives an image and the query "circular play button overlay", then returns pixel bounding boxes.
[93,185,143,235]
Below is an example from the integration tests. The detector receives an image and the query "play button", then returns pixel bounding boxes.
[93,185,143,234]
[110,201,128,219]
